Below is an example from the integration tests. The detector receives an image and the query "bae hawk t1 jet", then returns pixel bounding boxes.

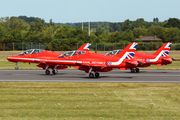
[7,43,91,75]
[45,42,138,78]
[105,42,172,73]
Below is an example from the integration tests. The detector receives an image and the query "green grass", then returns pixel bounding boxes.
[0,51,23,53]
[169,54,180,59]
[0,55,41,69]
[0,61,39,69]
[0,55,11,59]
[0,82,180,120]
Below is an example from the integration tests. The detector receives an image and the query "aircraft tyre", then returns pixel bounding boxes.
[52,70,58,74]
[15,66,19,70]
[135,68,139,73]
[95,72,99,78]
[131,68,135,73]
[45,70,50,75]
[89,73,94,78]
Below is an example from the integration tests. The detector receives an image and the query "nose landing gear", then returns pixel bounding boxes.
[15,62,19,70]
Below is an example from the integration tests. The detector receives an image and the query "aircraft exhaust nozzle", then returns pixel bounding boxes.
[167,57,172,63]
[132,60,138,66]
[162,57,172,64]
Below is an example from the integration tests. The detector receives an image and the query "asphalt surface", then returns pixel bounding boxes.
[0,69,180,83]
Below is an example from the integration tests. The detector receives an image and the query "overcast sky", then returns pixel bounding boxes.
[0,0,179,23]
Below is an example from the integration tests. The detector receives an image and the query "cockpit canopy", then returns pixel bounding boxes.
[105,49,122,56]
[19,49,44,55]
[58,50,86,58]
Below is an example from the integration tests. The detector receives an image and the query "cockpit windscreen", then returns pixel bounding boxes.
[58,50,86,58]
[105,49,122,56]
[19,49,44,55]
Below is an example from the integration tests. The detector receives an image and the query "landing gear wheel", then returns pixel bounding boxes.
[45,70,50,75]
[52,70,58,74]
[95,72,99,78]
[135,68,139,73]
[15,66,19,70]
[131,68,135,73]
[89,73,94,78]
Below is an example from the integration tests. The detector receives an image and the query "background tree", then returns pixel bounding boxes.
[18,16,39,24]
[163,27,180,43]
[48,19,54,27]
[98,33,108,43]
[109,22,122,32]
[133,27,148,38]
[131,18,151,29]
[122,19,131,31]
[164,18,180,29]
[1,16,180,51]
[153,17,159,23]
[148,26,164,39]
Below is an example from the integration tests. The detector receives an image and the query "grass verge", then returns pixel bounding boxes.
[0,82,180,120]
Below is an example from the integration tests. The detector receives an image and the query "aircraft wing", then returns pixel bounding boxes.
[76,61,107,68]
[89,64,107,68]
[137,61,146,65]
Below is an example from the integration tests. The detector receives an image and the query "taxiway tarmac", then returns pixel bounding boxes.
[0,69,180,83]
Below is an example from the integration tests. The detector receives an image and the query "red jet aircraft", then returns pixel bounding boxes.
[106,42,172,73]
[45,42,138,78]
[7,43,91,75]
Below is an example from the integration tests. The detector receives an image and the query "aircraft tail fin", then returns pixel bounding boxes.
[77,43,91,51]
[111,42,138,66]
[115,42,138,59]
[153,42,171,57]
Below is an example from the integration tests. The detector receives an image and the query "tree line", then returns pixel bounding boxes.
[0,16,180,51]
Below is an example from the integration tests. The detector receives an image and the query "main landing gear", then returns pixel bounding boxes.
[52,69,58,74]
[52,65,58,74]
[130,68,139,73]
[89,72,100,78]
[45,65,58,75]
[45,69,50,75]
[45,69,58,75]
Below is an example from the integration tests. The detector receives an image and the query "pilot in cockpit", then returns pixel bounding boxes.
[78,51,82,55]
[65,53,69,57]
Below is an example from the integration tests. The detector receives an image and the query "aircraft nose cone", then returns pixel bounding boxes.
[7,57,11,60]
[7,56,15,62]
